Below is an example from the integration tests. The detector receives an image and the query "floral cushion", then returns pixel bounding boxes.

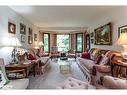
[27,53,36,60]
[100,54,109,65]
[94,55,102,64]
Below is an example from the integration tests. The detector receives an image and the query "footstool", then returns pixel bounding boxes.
[56,77,88,89]
[102,76,127,89]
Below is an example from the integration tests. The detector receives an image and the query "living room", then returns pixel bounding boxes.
[1,3,127,92]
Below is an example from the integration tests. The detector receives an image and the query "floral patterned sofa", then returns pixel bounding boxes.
[76,48,122,86]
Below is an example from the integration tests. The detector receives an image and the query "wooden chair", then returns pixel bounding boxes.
[50,46,60,60]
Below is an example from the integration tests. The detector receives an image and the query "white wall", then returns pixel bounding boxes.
[0,6,39,64]
[89,7,127,52]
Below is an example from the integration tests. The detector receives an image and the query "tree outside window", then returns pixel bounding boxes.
[76,33,83,52]
[57,35,69,52]
[43,33,50,52]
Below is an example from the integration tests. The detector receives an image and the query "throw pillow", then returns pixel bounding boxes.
[100,54,109,65]
[27,53,36,60]
[94,55,102,64]
[81,52,90,59]
[90,49,99,60]
[0,67,10,88]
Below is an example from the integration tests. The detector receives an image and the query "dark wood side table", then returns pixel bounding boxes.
[5,60,37,78]
[6,69,26,80]
[111,60,127,77]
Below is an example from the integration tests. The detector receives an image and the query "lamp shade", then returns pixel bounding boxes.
[10,37,22,47]
[38,41,44,46]
[116,32,127,45]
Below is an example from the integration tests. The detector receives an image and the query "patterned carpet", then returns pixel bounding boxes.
[28,58,94,89]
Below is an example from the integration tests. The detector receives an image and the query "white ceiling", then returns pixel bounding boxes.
[10,6,119,32]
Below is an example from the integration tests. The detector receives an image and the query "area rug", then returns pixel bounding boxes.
[28,58,94,89]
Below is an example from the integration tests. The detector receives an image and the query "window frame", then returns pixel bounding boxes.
[76,33,83,53]
[56,34,70,52]
[43,33,50,53]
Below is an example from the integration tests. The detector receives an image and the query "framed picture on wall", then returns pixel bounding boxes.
[21,35,25,43]
[91,39,94,44]
[28,36,33,44]
[118,25,127,37]
[94,23,112,45]
[28,28,32,36]
[20,23,26,35]
[8,22,16,34]
[90,32,94,38]
[34,34,37,41]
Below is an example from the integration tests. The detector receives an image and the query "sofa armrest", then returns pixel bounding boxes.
[95,65,111,73]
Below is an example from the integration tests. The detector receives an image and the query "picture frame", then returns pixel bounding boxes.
[94,23,112,45]
[90,32,94,37]
[28,28,32,36]
[91,39,94,44]
[8,22,16,34]
[28,36,33,44]
[85,34,90,49]
[118,25,127,37]
[21,35,25,43]
[34,34,37,41]
[20,23,26,35]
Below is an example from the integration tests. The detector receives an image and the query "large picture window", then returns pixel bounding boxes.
[43,33,50,52]
[76,33,83,52]
[57,34,69,52]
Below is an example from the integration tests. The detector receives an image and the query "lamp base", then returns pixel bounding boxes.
[10,60,18,65]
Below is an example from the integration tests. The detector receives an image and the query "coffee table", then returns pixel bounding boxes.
[58,59,71,74]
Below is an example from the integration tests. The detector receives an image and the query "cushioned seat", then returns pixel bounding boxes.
[2,78,29,89]
[57,77,88,89]
[103,76,127,89]
[78,57,95,72]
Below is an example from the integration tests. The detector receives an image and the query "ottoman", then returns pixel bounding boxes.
[57,77,88,89]
[103,76,127,89]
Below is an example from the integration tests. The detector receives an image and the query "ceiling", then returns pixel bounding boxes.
[10,6,119,32]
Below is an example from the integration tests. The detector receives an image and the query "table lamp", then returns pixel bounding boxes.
[38,41,44,51]
[38,41,44,46]
[34,41,39,49]
[116,32,127,62]
[10,37,22,64]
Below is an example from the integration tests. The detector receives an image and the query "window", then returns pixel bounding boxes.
[43,33,50,52]
[76,33,83,52]
[57,35,69,52]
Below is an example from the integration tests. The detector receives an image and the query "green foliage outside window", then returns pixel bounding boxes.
[76,33,83,52]
[44,34,49,52]
[57,35,69,52]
